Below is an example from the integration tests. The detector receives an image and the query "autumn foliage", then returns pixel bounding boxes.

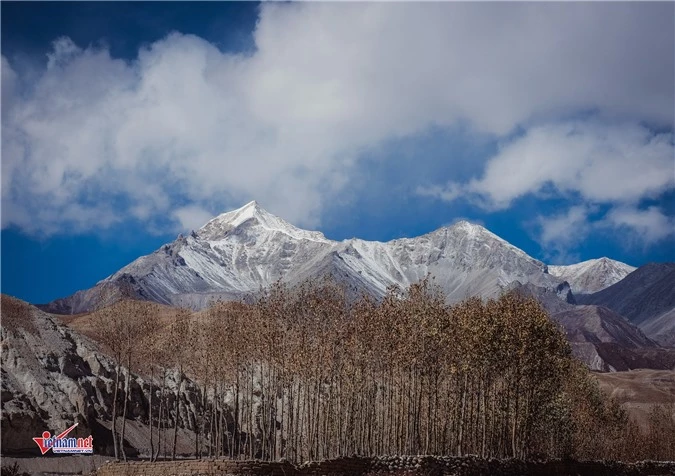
[94,277,675,462]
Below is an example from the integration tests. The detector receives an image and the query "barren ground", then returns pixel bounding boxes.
[593,369,675,428]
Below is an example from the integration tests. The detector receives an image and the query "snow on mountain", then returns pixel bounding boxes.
[43,202,565,313]
[337,222,556,301]
[198,201,330,243]
[106,201,334,302]
[548,257,636,295]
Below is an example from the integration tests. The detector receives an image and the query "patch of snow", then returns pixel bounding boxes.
[549,257,636,295]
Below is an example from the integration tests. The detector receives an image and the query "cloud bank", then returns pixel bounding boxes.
[2,3,673,248]
[421,121,674,250]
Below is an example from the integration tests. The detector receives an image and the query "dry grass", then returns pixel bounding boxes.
[59,299,247,338]
[594,369,675,428]
[0,294,38,335]
[58,300,176,336]
[55,298,247,377]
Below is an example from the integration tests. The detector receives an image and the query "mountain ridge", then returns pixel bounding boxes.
[40,201,640,318]
[41,202,563,313]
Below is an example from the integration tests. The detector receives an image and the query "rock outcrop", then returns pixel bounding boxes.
[1,295,201,456]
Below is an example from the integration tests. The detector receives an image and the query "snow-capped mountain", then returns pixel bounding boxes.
[42,201,564,313]
[548,257,636,295]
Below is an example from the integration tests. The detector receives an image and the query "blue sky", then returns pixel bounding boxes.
[2,2,674,304]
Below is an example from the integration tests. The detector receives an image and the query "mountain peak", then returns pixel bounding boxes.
[444,219,520,247]
[241,199,260,211]
[548,257,636,295]
[201,200,271,230]
[451,220,485,233]
[595,257,613,268]
[197,201,329,243]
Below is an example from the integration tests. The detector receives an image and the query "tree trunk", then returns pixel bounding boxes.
[111,362,121,460]
[120,355,131,462]
[154,368,166,462]
[458,372,468,455]
[172,365,183,460]
[234,373,240,458]
[149,361,154,461]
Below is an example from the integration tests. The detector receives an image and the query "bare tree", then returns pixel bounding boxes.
[147,275,664,462]
[166,306,191,459]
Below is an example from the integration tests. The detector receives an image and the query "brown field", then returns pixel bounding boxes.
[57,300,179,335]
[56,299,235,338]
[594,369,675,427]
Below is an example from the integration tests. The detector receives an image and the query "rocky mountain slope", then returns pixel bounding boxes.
[550,305,675,372]
[42,201,563,313]
[1,295,200,456]
[507,282,674,372]
[548,257,636,295]
[578,263,675,346]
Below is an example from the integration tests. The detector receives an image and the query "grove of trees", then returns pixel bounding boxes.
[92,277,675,462]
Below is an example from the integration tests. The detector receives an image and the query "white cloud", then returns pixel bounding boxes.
[421,120,674,252]
[533,204,674,261]
[2,3,673,236]
[422,121,674,209]
[416,183,462,203]
[46,36,83,69]
[172,205,215,232]
[1,56,17,120]
[602,206,675,246]
[538,206,592,249]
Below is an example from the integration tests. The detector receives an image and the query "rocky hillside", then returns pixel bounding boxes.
[506,282,674,372]
[1,295,200,456]
[578,263,675,346]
